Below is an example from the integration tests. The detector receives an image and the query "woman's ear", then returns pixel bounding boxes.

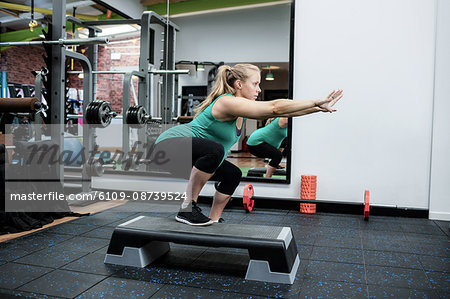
[234,79,242,90]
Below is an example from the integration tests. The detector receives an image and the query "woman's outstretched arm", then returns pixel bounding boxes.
[214,90,343,120]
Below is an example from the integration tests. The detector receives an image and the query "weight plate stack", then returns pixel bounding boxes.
[126,105,148,128]
[85,100,113,127]
[98,101,113,127]
[85,101,97,124]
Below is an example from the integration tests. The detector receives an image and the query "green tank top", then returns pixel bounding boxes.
[246,117,287,148]
[155,94,246,163]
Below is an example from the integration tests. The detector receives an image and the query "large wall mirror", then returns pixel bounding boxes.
[152,0,294,183]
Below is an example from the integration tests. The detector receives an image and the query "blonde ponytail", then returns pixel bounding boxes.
[265,117,276,126]
[194,64,260,117]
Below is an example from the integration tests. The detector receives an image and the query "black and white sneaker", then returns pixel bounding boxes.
[213,218,225,223]
[175,202,213,226]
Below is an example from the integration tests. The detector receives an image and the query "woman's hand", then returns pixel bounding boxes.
[317,89,343,112]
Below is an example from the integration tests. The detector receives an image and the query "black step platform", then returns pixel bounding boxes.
[247,167,287,177]
[104,216,299,284]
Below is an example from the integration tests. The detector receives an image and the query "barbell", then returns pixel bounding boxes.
[64,158,116,177]
[86,159,116,177]
[68,100,193,127]
[3,152,114,178]
[66,69,189,75]
[67,101,151,127]
[0,37,109,47]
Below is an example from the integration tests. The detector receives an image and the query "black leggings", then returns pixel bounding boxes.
[280,137,289,158]
[248,142,283,168]
[152,137,242,195]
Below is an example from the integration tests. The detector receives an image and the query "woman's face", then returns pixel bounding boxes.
[235,71,261,101]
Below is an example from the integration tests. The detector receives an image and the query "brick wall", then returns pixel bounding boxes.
[68,38,140,113]
[0,50,7,72]
[2,45,46,85]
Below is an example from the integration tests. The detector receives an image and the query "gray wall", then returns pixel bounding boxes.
[172,4,291,63]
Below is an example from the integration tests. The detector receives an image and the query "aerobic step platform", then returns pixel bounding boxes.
[247,167,287,177]
[104,216,299,284]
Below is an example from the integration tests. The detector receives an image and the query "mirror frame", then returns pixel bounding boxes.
[240,0,295,185]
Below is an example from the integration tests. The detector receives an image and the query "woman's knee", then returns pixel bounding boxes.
[268,150,283,167]
[216,166,242,195]
[231,164,243,181]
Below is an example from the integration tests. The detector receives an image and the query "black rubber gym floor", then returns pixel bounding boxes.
[0,201,448,298]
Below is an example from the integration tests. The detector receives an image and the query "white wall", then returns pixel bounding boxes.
[215,0,438,209]
[172,4,291,63]
[429,0,450,220]
[289,0,436,208]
